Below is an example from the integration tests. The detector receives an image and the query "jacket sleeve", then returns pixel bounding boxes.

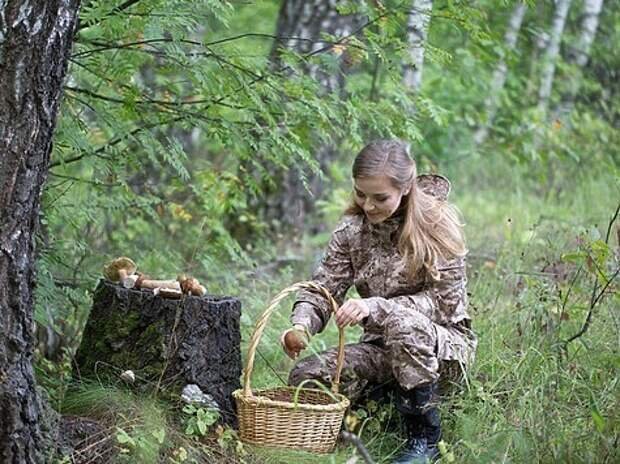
[291,220,354,335]
[362,255,468,329]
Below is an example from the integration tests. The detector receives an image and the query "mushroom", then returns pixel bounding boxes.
[103,257,138,288]
[136,277,181,291]
[120,370,136,384]
[178,276,207,296]
[153,287,183,299]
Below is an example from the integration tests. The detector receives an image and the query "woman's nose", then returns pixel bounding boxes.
[364,199,375,211]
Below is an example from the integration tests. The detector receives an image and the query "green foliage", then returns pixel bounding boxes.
[36,0,620,463]
[182,404,219,437]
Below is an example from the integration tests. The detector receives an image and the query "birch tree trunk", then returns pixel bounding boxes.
[264,0,363,232]
[537,0,572,114]
[554,0,604,117]
[474,3,526,145]
[403,0,433,93]
[0,1,80,462]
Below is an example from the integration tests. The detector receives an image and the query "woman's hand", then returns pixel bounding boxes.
[280,325,308,359]
[335,298,370,328]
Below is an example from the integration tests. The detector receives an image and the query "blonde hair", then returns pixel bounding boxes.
[345,140,466,280]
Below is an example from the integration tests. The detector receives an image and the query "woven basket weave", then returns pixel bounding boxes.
[233,282,350,454]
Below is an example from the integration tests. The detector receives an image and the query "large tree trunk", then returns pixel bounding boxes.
[264,0,363,232]
[0,1,80,462]
[537,0,572,114]
[474,3,526,145]
[403,0,433,94]
[553,0,604,118]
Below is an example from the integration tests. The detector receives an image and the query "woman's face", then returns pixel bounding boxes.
[353,175,410,224]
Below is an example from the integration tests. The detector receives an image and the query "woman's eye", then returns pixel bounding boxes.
[355,191,365,198]
[376,197,388,202]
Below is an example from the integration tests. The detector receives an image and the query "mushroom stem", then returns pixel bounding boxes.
[121,273,139,289]
[139,279,181,291]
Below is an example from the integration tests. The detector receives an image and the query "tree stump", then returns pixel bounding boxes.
[75,280,242,424]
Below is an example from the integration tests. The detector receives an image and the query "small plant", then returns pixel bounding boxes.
[182,404,219,437]
[115,423,167,463]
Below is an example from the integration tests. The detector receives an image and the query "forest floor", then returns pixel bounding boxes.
[49,160,618,463]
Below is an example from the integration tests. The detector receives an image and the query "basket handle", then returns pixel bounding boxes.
[242,281,345,398]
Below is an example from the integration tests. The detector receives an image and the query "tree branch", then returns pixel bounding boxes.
[563,202,620,347]
[563,267,619,346]
[49,115,185,168]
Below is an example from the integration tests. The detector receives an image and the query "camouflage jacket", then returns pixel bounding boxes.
[291,175,472,340]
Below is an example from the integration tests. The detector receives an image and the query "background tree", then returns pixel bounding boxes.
[473,3,526,145]
[263,0,364,231]
[554,0,604,118]
[0,0,80,462]
[537,0,572,114]
[403,0,433,93]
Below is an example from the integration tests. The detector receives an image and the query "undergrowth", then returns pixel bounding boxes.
[39,160,618,463]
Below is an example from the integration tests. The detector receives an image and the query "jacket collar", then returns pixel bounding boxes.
[364,207,405,241]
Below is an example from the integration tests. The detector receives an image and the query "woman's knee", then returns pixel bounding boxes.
[385,306,435,342]
[288,353,333,386]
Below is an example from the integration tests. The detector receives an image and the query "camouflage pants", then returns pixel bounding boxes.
[289,307,475,400]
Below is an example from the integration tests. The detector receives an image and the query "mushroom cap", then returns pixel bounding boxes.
[103,257,137,281]
[178,276,207,296]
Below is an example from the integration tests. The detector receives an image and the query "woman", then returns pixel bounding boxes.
[280,139,477,463]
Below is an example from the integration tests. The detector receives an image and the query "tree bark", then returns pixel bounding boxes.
[264,0,363,232]
[0,1,81,462]
[554,0,604,118]
[537,0,572,114]
[474,3,526,145]
[403,0,433,94]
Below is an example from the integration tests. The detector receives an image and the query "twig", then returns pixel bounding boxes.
[558,264,582,323]
[340,430,376,464]
[49,115,185,168]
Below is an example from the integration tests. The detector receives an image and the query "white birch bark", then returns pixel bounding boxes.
[474,3,527,145]
[554,0,604,117]
[403,0,433,93]
[537,0,572,114]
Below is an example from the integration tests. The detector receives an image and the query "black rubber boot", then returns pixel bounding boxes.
[391,383,441,464]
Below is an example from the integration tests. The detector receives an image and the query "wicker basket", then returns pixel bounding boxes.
[233,281,350,454]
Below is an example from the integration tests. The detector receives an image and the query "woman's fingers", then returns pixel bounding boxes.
[336,300,367,327]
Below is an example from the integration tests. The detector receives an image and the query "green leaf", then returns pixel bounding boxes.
[152,428,166,445]
[591,408,606,433]
[115,428,135,447]
[197,419,207,435]
[561,251,586,263]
